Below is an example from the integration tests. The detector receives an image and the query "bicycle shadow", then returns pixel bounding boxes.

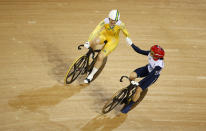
[92,57,107,82]
[81,114,127,131]
[30,41,71,84]
[8,84,87,111]
[130,88,148,111]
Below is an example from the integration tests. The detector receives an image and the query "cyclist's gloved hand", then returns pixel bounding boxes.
[131,81,139,86]
[126,37,133,46]
[84,42,90,49]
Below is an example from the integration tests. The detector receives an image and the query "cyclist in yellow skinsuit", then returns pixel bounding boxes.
[84,9,134,83]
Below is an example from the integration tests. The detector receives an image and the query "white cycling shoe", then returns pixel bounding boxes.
[84,76,93,84]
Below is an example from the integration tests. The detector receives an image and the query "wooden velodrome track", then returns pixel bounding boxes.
[0,0,206,130]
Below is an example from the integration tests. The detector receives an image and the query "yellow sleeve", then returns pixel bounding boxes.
[88,20,105,42]
[120,22,129,37]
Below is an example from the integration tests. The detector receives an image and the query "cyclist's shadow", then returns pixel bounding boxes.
[111,88,148,113]
[8,84,87,111]
[81,114,127,131]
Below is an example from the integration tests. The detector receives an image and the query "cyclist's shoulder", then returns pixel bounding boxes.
[103,18,110,24]
[117,20,126,29]
[97,18,108,26]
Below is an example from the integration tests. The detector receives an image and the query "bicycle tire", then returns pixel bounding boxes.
[65,55,87,84]
[102,88,127,114]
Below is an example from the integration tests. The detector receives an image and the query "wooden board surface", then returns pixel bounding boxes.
[0,0,206,130]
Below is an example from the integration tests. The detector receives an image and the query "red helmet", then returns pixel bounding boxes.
[150,45,165,61]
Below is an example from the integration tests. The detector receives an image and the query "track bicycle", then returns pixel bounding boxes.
[65,44,107,84]
[102,76,148,114]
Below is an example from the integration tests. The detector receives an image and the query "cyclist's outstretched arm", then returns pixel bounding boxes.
[120,22,129,37]
[130,44,150,56]
[120,22,134,48]
[88,20,105,42]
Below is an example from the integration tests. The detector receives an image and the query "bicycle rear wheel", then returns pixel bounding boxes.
[65,55,87,84]
[102,88,127,114]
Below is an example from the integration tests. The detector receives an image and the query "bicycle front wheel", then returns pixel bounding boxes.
[102,88,127,114]
[65,55,87,84]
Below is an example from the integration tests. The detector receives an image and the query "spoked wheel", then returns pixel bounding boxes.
[65,56,87,84]
[102,88,127,114]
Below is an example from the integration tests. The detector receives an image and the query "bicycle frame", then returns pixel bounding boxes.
[102,76,147,114]
[65,44,104,84]
[120,76,137,103]
[78,44,101,74]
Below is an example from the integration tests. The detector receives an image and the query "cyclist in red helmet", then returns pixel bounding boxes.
[121,41,165,114]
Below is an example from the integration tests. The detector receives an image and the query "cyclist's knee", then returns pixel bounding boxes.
[132,87,143,102]
[91,37,101,45]
[129,72,137,80]
[137,87,143,93]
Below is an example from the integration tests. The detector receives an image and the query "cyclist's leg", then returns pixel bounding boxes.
[94,38,118,66]
[89,32,106,48]
[129,65,149,101]
[122,65,148,100]
[89,37,101,49]
[84,51,106,83]
[121,86,143,114]
[132,87,143,102]
[138,74,160,92]
[125,73,159,112]
[121,65,149,113]
[129,64,149,81]
[84,38,119,83]
[84,35,115,83]
[129,72,137,80]
[89,34,107,69]
[131,74,159,102]
[95,38,119,67]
